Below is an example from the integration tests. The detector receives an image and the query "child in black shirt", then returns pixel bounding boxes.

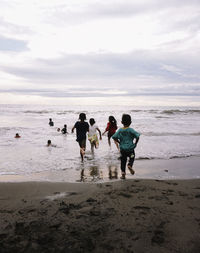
[72,113,89,161]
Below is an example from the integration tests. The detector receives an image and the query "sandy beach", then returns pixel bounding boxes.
[0,179,200,253]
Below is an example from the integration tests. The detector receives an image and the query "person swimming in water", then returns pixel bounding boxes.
[46,140,56,147]
[15,133,21,138]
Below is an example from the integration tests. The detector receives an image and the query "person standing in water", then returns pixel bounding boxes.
[72,113,89,162]
[103,116,119,149]
[61,124,68,134]
[112,114,140,179]
[88,118,102,153]
[49,118,54,126]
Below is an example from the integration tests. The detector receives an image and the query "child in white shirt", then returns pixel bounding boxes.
[88,118,102,152]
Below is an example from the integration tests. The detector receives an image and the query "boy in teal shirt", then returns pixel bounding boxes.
[112,114,140,179]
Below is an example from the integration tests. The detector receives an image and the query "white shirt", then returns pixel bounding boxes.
[88,124,98,136]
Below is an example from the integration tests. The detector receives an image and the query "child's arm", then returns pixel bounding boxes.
[134,136,140,147]
[102,122,110,135]
[97,128,102,140]
[71,125,75,133]
[112,135,119,143]
[112,129,120,142]
[112,137,120,144]
[102,130,107,135]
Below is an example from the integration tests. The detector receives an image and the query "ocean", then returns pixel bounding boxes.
[0,99,200,182]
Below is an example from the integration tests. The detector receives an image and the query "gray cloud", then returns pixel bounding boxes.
[0,84,199,98]
[0,35,28,52]
[1,50,200,96]
[2,50,200,82]
[0,0,200,99]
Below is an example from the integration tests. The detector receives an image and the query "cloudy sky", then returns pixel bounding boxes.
[0,0,200,104]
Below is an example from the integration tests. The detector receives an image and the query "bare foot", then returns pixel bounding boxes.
[120,173,126,179]
[128,165,135,175]
[80,148,85,156]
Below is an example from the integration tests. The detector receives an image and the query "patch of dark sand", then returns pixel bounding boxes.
[1,179,200,253]
[118,192,132,198]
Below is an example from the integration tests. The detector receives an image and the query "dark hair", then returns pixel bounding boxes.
[89,118,95,126]
[49,118,52,121]
[122,114,131,126]
[64,124,67,127]
[79,113,86,121]
[47,140,51,144]
[109,116,117,127]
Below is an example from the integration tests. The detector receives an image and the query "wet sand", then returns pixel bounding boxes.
[0,179,200,253]
[1,156,200,183]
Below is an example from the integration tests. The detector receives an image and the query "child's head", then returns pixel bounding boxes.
[89,118,95,126]
[109,116,117,125]
[122,114,131,126]
[79,113,86,121]
[57,128,60,132]
[64,124,67,128]
[49,118,52,121]
[47,140,51,146]
[15,133,20,138]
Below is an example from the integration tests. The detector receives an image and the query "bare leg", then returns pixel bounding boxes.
[91,143,94,153]
[80,148,85,161]
[108,137,111,147]
[81,169,84,181]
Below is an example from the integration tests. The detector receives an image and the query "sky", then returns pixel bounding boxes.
[0,0,200,105]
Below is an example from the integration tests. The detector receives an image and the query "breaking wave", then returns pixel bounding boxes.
[161,109,200,115]
[23,110,53,114]
[137,154,200,160]
[143,132,200,137]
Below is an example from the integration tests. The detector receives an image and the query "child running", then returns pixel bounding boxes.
[103,116,119,149]
[72,113,89,161]
[88,118,102,153]
[112,114,140,179]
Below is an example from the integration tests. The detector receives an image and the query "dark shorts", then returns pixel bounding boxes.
[120,149,135,173]
[77,139,86,148]
[108,132,115,138]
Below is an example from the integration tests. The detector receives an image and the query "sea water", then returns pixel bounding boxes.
[0,98,200,182]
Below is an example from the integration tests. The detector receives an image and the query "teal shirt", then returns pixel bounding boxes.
[112,127,140,151]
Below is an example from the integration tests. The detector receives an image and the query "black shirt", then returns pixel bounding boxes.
[74,121,89,141]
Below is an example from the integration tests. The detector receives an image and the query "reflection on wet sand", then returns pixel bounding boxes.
[78,163,119,182]
[108,165,118,179]
[78,165,103,182]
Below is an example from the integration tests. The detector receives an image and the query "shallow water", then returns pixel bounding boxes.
[0,103,200,182]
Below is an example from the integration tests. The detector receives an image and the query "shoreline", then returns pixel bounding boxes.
[0,179,200,252]
[0,156,200,183]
